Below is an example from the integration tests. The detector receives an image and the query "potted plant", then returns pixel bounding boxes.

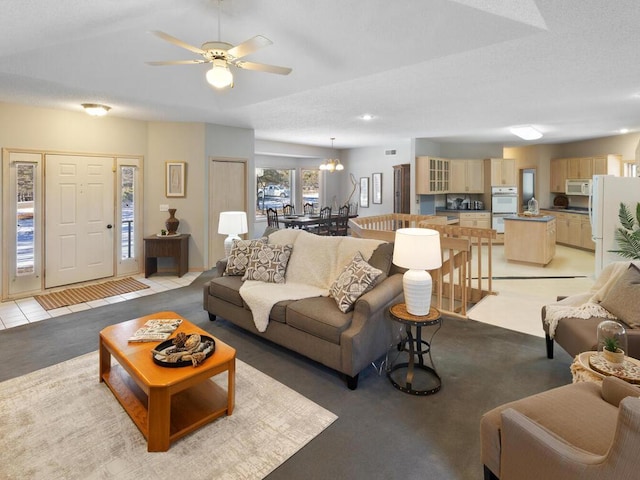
[609,202,640,260]
[602,336,625,364]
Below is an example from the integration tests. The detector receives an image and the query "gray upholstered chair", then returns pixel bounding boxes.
[480,376,640,480]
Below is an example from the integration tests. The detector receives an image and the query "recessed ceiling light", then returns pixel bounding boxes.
[81,103,111,116]
[360,114,374,121]
[509,125,542,140]
[620,128,629,134]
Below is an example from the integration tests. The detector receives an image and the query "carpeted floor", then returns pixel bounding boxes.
[0,351,336,479]
[34,277,150,310]
[0,270,574,480]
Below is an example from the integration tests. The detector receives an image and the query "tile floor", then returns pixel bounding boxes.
[0,244,598,337]
[0,272,201,330]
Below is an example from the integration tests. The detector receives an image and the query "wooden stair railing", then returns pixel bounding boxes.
[349,214,494,318]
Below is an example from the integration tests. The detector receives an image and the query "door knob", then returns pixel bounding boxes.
[106,224,113,229]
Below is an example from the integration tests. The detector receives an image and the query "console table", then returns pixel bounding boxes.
[144,234,190,278]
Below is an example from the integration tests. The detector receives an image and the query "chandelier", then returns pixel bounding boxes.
[319,138,344,172]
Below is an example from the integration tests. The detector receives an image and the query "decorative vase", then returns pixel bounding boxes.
[165,209,179,235]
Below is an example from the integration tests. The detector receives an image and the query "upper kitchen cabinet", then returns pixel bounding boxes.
[567,157,593,179]
[449,159,484,193]
[593,154,622,176]
[550,157,568,193]
[488,158,517,186]
[416,156,450,194]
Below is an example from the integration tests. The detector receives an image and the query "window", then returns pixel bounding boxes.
[256,168,294,218]
[120,166,135,259]
[623,161,638,177]
[301,168,320,213]
[16,164,35,275]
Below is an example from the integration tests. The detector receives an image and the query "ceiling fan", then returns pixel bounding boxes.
[146,2,291,89]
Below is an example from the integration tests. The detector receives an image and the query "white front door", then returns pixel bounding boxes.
[45,154,115,288]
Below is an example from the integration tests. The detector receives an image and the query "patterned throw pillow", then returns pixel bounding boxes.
[225,237,267,276]
[330,252,383,313]
[242,243,294,283]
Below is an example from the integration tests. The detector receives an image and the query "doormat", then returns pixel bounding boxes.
[34,277,150,310]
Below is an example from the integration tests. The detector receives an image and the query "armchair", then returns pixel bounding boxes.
[480,376,640,480]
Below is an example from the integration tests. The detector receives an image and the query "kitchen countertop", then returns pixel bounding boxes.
[541,207,589,215]
[504,214,555,222]
[436,208,490,213]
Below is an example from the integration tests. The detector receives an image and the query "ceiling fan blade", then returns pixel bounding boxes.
[227,35,272,59]
[235,60,292,75]
[146,60,207,66]
[150,30,205,55]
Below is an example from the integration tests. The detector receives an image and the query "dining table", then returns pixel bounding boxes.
[281,213,358,231]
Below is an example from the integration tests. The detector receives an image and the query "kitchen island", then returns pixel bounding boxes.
[504,215,556,266]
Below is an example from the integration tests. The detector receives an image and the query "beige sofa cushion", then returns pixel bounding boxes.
[286,297,353,344]
[600,263,640,328]
[480,381,618,478]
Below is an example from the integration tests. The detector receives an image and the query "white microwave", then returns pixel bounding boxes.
[565,179,591,196]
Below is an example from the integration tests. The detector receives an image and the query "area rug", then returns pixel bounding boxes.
[34,277,150,310]
[0,351,337,479]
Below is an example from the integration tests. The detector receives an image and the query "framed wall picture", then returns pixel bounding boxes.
[372,172,382,204]
[166,161,186,197]
[359,177,369,208]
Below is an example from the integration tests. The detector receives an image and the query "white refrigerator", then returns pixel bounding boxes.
[589,175,640,277]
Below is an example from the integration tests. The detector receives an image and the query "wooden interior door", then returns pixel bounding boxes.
[209,158,247,268]
[45,154,114,288]
[393,164,410,213]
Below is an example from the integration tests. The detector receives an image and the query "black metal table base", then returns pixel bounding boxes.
[387,321,442,395]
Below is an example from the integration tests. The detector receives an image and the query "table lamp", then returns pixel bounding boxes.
[392,228,442,316]
[218,211,248,257]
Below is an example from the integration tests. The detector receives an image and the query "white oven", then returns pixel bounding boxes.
[491,186,518,233]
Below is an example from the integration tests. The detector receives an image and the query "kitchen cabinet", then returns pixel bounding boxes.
[459,211,491,228]
[568,157,593,179]
[540,209,594,251]
[449,159,484,193]
[593,154,622,176]
[416,156,449,194]
[504,216,556,265]
[393,164,411,213]
[489,158,517,186]
[550,158,568,193]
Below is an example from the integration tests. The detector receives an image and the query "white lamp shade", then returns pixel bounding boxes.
[392,228,442,270]
[218,211,248,235]
[393,228,442,316]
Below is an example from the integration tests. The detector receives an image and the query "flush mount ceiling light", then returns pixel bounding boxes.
[81,103,111,117]
[319,137,344,172]
[509,125,542,140]
[360,114,374,121]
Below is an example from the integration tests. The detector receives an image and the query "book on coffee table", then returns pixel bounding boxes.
[128,318,183,342]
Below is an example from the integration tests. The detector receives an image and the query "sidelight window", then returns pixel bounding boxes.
[16,163,35,276]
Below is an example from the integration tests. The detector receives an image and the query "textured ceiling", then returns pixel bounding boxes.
[0,0,639,149]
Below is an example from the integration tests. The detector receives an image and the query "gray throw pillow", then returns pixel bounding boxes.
[330,252,383,313]
[600,263,640,328]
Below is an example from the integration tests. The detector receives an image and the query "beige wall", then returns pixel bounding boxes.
[147,122,206,269]
[0,102,255,291]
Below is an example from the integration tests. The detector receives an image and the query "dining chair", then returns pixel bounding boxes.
[303,202,314,215]
[332,205,350,236]
[315,206,332,236]
[282,204,295,216]
[267,208,280,228]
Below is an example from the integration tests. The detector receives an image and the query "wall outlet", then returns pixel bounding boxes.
[160,204,169,212]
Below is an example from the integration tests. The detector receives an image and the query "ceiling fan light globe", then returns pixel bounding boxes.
[206,60,233,89]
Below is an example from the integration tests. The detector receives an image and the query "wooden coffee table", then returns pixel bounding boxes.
[99,311,236,452]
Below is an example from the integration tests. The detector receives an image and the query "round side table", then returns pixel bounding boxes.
[386,303,442,395]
